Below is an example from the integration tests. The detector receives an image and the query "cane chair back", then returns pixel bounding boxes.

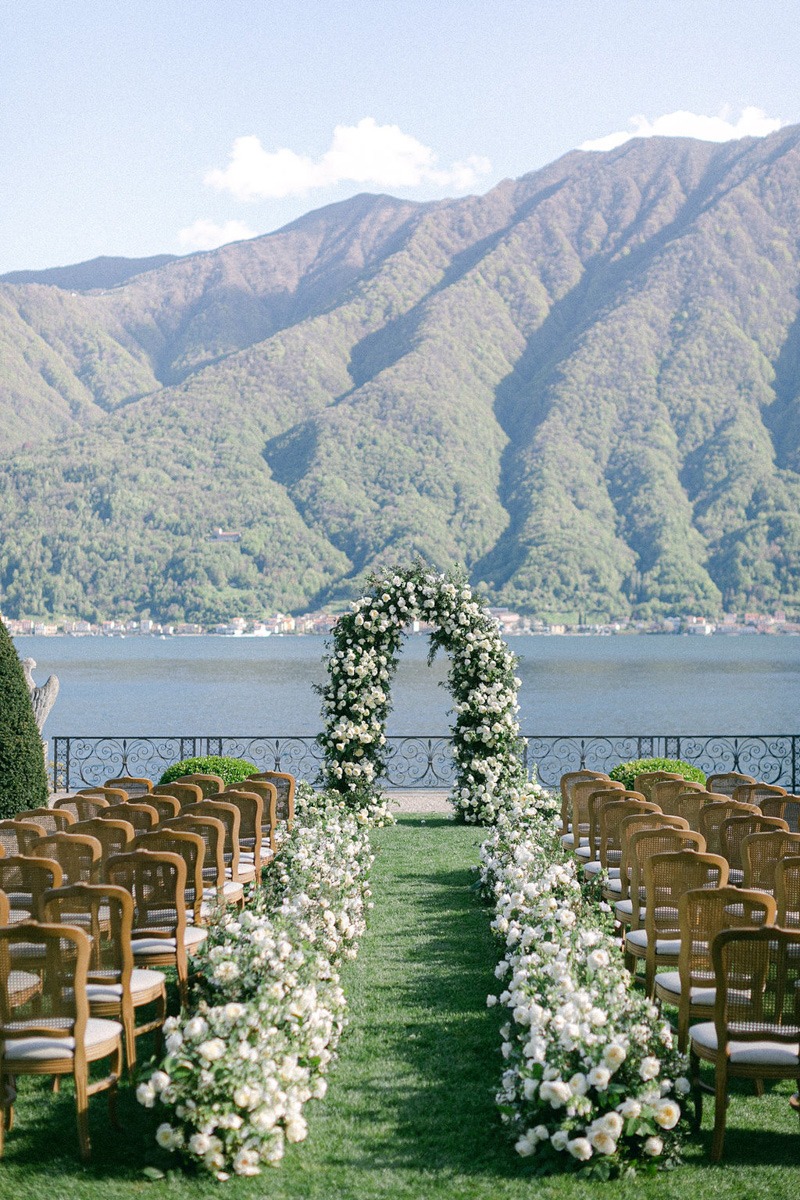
[77,787,128,805]
[759,795,800,831]
[0,893,41,1008]
[106,849,205,1006]
[163,814,235,908]
[104,776,153,799]
[558,770,609,836]
[699,800,760,857]
[219,790,268,863]
[190,800,244,883]
[99,802,158,835]
[665,789,713,831]
[247,771,295,828]
[152,782,203,810]
[71,818,134,866]
[624,827,705,932]
[611,812,690,904]
[238,780,279,849]
[732,782,787,806]
[0,820,46,857]
[741,830,800,895]
[132,829,205,925]
[634,850,730,995]
[719,815,790,879]
[0,921,123,1160]
[173,773,224,797]
[655,885,776,1050]
[651,779,705,813]
[16,807,75,833]
[690,926,800,1161]
[42,881,166,1073]
[775,856,800,929]
[598,799,661,879]
[29,832,102,886]
[0,855,64,921]
[584,789,646,868]
[53,795,109,822]
[144,794,180,822]
[705,772,756,797]
[571,778,624,849]
[633,771,684,802]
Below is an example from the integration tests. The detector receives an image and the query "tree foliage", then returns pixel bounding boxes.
[0,617,49,816]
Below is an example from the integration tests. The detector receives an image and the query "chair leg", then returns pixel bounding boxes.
[109,1043,123,1131]
[74,1072,91,1161]
[124,1012,137,1075]
[710,1062,728,1163]
[690,1047,703,1132]
[753,1078,764,1097]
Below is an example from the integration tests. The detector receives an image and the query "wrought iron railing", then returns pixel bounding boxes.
[51,733,799,793]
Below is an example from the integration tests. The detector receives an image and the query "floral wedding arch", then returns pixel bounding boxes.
[318,565,525,823]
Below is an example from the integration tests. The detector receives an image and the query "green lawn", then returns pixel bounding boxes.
[0,815,798,1199]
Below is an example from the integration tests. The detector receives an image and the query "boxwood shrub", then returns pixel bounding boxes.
[609,756,706,791]
[158,755,257,788]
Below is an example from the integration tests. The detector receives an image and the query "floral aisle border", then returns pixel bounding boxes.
[318,564,524,823]
[479,784,688,1178]
[138,784,374,1179]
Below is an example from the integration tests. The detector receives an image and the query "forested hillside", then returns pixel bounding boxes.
[2,126,800,622]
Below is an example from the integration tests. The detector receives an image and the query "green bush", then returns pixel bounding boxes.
[0,617,49,817]
[158,755,257,788]
[609,757,706,791]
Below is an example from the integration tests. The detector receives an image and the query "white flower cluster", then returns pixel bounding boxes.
[137,792,373,1179]
[480,785,687,1177]
[319,565,525,824]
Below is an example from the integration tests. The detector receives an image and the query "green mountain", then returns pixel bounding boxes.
[2,128,800,622]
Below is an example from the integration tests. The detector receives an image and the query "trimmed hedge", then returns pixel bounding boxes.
[0,617,49,817]
[158,755,257,788]
[609,757,706,791]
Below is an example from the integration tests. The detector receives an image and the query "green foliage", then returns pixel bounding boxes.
[158,755,256,788]
[0,617,49,816]
[609,758,707,791]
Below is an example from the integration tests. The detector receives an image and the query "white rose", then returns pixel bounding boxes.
[188,1132,211,1156]
[136,1081,156,1108]
[644,1135,664,1156]
[567,1137,593,1160]
[617,1098,641,1119]
[653,1099,681,1130]
[598,1111,623,1138]
[588,1129,616,1155]
[588,1065,611,1090]
[603,1043,627,1070]
[183,1016,208,1040]
[550,1130,569,1151]
[155,1123,175,1149]
[639,1055,661,1081]
[198,1038,226,1062]
[674,1076,691,1095]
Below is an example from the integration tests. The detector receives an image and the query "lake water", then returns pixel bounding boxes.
[13,633,800,738]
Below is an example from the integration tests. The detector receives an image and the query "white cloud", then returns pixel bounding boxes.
[580,106,784,153]
[177,218,256,252]
[205,117,491,201]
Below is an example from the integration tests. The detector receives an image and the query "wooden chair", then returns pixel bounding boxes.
[631,848,728,996]
[163,813,244,911]
[633,771,684,802]
[216,791,271,870]
[595,798,660,886]
[29,832,102,886]
[775,856,800,929]
[0,820,46,858]
[99,802,158,836]
[248,771,295,830]
[132,829,206,926]
[43,882,166,1073]
[145,794,180,823]
[172,773,224,797]
[655,885,776,1049]
[732,782,788,806]
[77,787,128,805]
[557,770,609,841]
[603,811,687,905]
[190,800,247,884]
[664,789,713,831]
[238,780,280,852]
[0,894,41,1009]
[760,795,800,832]
[16,807,75,833]
[698,799,760,857]
[705,772,756,797]
[0,922,123,1160]
[71,818,135,866]
[719,814,789,884]
[53,795,109,822]
[104,776,153,799]
[106,849,207,1006]
[651,779,705,814]
[152,782,203,810]
[582,789,647,877]
[689,927,800,1161]
[0,856,64,922]
[571,778,624,855]
[620,825,703,936]
[741,830,800,895]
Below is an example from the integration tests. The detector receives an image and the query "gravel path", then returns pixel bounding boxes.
[383,789,452,814]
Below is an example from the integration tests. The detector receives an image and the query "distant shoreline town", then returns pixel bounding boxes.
[4,608,799,638]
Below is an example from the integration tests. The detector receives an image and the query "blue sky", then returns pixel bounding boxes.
[2,0,799,273]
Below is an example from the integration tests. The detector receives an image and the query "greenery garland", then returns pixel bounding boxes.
[318,564,525,823]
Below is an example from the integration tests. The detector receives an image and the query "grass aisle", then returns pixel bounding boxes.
[1,816,798,1199]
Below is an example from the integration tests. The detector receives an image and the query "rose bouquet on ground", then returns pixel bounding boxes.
[481,785,688,1178]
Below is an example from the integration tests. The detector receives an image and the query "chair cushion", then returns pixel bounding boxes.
[604,878,623,894]
[132,926,207,956]
[614,898,645,918]
[583,861,602,876]
[625,928,681,955]
[575,845,592,860]
[654,970,717,1007]
[689,1021,800,1066]
[86,968,166,1005]
[2,1017,123,1062]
